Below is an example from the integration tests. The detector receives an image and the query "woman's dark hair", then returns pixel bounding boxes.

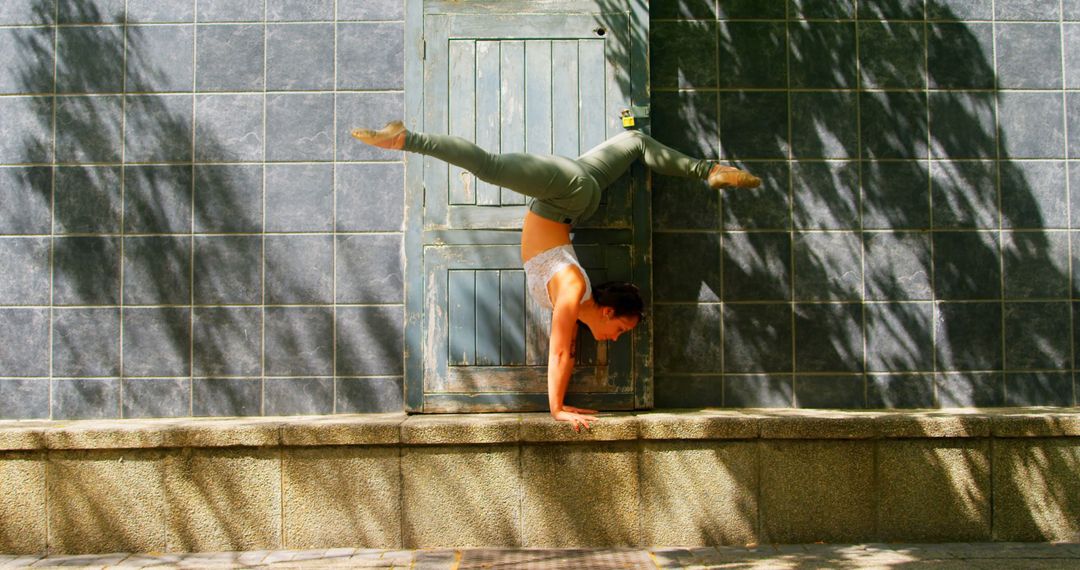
[592,281,646,323]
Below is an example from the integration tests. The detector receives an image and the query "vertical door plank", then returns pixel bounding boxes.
[449,40,477,205]
[500,269,527,365]
[448,270,476,366]
[499,40,526,206]
[605,15,630,139]
[525,40,552,157]
[525,284,551,366]
[578,39,606,157]
[475,41,501,206]
[474,270,502,365]
[423,15,451,226]
[551,40,579,158]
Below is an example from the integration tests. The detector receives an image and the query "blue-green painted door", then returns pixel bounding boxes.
[403,0,652,412]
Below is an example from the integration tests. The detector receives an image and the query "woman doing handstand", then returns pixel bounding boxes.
[352,122,760,431]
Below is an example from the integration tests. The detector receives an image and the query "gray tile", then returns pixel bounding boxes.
[0,0,55,25]
[0,379,49,420]
[998,92,1065,159]
[867,374,935,408]
[723,375,793,407]
[267,23,334,90]
[267,93,334,161]
[654,376,723,408]
[929,91,996,159]
[996,24,1062,89]
[338,0,403,20]
[1064,24,1080,88]
[1074,165,1080,227]
[193,165,263,233]
[1003,231,1070,299]
[267,0,332,20]
[264,377,333,416]
[0,28,54,95]
[122,307,191,377]
[931,160,999,229]
[0,237,50,305]
[935,301,1002,370]
[655,0,717,18]
[651,21,717,89]
[52,378,121,420]
[790,91,858,159]
[719,91,789,160]
[795,303,864,373]
[1000,161,1068,229]
[337,22,405,90]
[54,166,122,234]
[654,233,721,302]
[651,91,719,160]
[123,236,191,305]
[859,22,926,89]
[927,22,995,88]
[1070,93,1080,158]
[654,175,717,230]
[795,375,865,409]
[52,237,120,306]
[793,232,862,301]
[127,0,195,22]
[722,232,791,301]
[865,302,934,372]
[336,306,404,376]
[192,306,261,377]
[56,26,124,93]
[125,94,194,162]
[124,165,193,233]
[265,235,333,304]
[0,168,51,234]
[122,377,190,418]
[937,372,1004,407]
[655,304,723,373]
[53,311,128,371]
[792,161,859,230]
[195,24,264,91]
[722,161,791,230]
[864,232,933,300]
[0,309,49,376]
[197,0,264,22]
[788,22,857,89]
[1067,0,1080,20]
[1004,302,1070,370]
[55,95,122,163]
[336,163,405,232]
[126,25,194,92]
[859,0,926,19]
[927,0,993,19]
[336,376,404,413]
[996,0,1059,20]
[193,377,261,416]
[0,97,51,164]
[789,0,855,18]
[336,234,402,303]
[1005,372,1073,406]
[862,161,931,229]
[860,91,929,159]
[265,306,333,376]
[57,0,124,23]
[192,235,262,304]
[933,231,1000,299]
[717,22,786,88]
[268,164,333,232]
[718,0,786,18]
[724,303,792,373]
[195,94,264,161]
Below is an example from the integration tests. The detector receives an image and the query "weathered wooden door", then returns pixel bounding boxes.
[403,0,651,412]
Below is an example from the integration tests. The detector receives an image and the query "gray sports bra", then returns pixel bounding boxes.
[522,244,593,310]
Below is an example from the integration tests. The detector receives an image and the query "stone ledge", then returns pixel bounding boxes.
[0,408,1077,451]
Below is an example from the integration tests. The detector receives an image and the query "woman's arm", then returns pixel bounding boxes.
[546,281,594,431]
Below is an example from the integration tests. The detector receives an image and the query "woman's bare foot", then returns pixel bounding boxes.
[708,164,761,189]
[350,120,406,150]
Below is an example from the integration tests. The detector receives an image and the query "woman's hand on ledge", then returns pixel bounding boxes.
[551,408,597,432]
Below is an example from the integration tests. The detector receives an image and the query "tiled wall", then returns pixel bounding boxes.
[650,0,1080,408]
[0,0,407,419]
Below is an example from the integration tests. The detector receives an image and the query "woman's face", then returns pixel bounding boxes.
[592,310,640,342]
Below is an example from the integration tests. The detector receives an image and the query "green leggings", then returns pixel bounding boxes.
[403,130,715,225]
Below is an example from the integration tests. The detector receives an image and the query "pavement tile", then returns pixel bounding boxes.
[29,553,127,567]
[110,553,187,568]
[648,548,692,568]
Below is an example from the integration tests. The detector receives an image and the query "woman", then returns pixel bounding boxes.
[352,122,760,431]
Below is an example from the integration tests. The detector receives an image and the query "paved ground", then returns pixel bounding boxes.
[2,543,1080,569]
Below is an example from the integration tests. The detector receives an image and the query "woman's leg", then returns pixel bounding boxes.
[575,130,715,190]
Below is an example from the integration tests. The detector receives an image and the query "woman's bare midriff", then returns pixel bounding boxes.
[521,210,572,264]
